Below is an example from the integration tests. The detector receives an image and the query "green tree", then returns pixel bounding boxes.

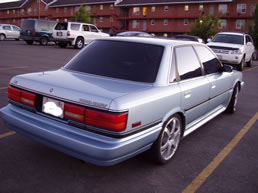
[190,15,220,43]
[249,4,258,49]
[71,5,91,23]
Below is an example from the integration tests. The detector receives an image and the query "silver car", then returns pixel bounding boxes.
[0,37,243,166]
[0,24,20,40]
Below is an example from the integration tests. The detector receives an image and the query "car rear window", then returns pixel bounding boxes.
[65,40,164,83]
[55,23,68,30]
[21,20,34,29]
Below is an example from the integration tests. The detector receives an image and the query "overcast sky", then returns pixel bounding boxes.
[0,0,20,3]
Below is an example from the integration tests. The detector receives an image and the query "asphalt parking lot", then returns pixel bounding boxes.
[0,40,258,193]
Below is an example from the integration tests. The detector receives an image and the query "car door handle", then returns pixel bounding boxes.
[211,83,216,89]
[184,90,192,98]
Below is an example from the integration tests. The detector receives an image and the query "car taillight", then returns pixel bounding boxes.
[8,86,21,102]
[64,103,85,122]
[8,86,36,107]
[85,109,128,132]
[32,29,36,36]
[67,31,70,36]
[20,90,36,107]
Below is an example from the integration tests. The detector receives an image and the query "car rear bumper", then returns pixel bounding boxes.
[0,104,161,166]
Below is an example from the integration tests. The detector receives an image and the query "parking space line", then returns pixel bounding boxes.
[0,66,28,71]
[0,131,16,139]
[243,66,258,72]
[182,112,258,193]
[0,87,8,90]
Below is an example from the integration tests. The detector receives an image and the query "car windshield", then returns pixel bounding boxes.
[65,40,164,83]
[212,34,244,45]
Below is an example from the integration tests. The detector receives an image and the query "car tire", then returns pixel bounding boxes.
[58,42,68,48]
[225,85,239,114]
[0,34,6,41]
[74,37,84,49]
[40,37,48,46]
[151,114,182,164]
[237,56,245,71]
[25,40,34,45]
[15,38,19,41]
[246,54,254,67]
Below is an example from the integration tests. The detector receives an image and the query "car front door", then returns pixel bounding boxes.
[90,25,101,40]
[175,46,210,127]
[194,45,233,112]
[82,24,92,44]
[245,35,255,61]
[3,25,14,38]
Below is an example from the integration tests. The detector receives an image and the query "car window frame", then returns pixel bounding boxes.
[193,44,223,76]
[173,44,205,82]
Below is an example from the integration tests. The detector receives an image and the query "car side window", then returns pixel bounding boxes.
[70,24,80,31]
[175,46,202,81]
[246,35,253,44]
[90,26,98,32]
[3,26,11,30]
[194,45,222,75]
[12,26,20,31]
[83,25,89,31]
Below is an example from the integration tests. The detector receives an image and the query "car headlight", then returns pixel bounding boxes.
[230,49,242,55]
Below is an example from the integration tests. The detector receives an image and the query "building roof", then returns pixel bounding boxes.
[0,0,55,10]
[116,0,233,6]
[49,0,116,7]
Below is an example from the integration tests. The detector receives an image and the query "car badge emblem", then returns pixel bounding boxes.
[49,88,54,93]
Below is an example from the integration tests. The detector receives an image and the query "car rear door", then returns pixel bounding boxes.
[194,45,233,112]
[175,45,210,126]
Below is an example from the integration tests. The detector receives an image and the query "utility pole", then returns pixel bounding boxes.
[38,0,40,19]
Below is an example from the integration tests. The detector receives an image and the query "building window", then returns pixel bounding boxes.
[56,18,59,22]
[13,18,15,23]
[110,16,113,22]
[64,7,67,13]
[219,19,227,29]
[13,9,15,14]
[184,19,189,25]
[75,6,80,11]
[56,8,59,13]
[110,4,114,9]
[199,4,204,11]
[236,19,245,29]
[64,18,68,22]
[99,17,103,22]
[251,4,256,16]
[100,5,103,10]
[164,5,168,11]
[151,19,155,25]
[33,8,36,14]
[237,4,246,14]
[45,6,48,11]
[218,4,227,14]
[27,8,32,14]
[7,10,9,14]
[71,8,73,16]
[152,6,156,12]
[184,5,189,11]
[209,5,214,15]
[132,20,139,28]
[133,7,140,15]
[85,6,91,12]
[164,19,168,25]
[21,9,24,15]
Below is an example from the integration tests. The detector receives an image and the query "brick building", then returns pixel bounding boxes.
[0,0,257,36]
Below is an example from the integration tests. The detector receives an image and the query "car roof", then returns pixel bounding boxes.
[217,32,246,36]
[102,36,201,47]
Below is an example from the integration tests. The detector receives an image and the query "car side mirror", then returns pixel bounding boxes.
[247,42,252,46]
[207,38,211,43]
[223,65,233,73]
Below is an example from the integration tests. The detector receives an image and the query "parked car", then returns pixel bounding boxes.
[20,19,57,45]
[207,32,255,71]
[0,37,244,166]
[175,34,204,43]
[52,22,110,49]
[116,31,152,37]
[0,24,20,40]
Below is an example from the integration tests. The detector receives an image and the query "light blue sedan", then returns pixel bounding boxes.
[0,37,244,166]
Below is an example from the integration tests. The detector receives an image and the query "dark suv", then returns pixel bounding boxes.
[20,19,56,45]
